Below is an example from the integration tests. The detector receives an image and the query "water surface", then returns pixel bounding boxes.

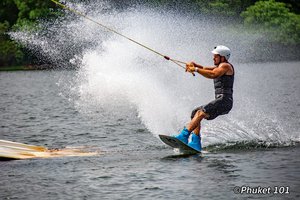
[0,62,299,199]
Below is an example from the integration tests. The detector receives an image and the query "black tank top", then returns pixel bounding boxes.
[214,63,234,95]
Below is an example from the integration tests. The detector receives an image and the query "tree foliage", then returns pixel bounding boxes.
[0,0,58,66]
[13,0,57,29]
[0,1,20,66]
[0,0,299,67]
[0,21,24,66]
[194,0,245,17]
[241,0,300,44]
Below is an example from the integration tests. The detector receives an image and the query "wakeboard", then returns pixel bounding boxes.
[159,135,201,154]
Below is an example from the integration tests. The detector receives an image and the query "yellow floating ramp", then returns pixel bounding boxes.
[0,139,99,160]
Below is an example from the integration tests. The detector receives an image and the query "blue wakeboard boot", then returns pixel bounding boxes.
[188,133,202,151]
[174,127,191,144]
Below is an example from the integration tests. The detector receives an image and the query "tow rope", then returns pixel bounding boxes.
[50,0,195,76]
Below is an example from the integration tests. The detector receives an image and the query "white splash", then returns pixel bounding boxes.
[10,1,300,145]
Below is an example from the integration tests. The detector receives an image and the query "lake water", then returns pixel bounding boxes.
[0,61,299,200]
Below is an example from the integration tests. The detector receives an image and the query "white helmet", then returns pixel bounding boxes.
[211,45,231,60]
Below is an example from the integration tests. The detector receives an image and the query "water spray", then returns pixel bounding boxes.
[50,0,195,76]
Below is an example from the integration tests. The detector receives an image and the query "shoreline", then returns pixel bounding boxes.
[0,66,28,71]
[0,65,50,71]
[1,55,300,72]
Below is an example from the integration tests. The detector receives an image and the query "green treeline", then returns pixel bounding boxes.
[241,0,300,44]
[0,0,57,67]
[147,0,299,46]
[0,0,299,67]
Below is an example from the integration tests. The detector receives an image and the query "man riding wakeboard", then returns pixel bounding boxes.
[174,45,234,151]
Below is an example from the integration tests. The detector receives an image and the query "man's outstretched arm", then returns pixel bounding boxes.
[191,62,215,71]
[186,63,230,79]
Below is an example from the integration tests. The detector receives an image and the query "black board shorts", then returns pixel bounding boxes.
[191,94,233,120]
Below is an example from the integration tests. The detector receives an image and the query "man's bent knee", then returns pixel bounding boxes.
[194,110,208,120]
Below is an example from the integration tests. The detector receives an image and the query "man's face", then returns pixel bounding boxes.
[213,54,221,65]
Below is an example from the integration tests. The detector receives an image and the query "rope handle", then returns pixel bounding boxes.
[164,56,195,76]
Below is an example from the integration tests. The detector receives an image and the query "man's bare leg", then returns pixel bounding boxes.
[193,125,201,135]
[174,110,207,147]
[187,110,208,135]
[183,110,208,151]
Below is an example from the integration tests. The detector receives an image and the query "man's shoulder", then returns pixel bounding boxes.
[219,62,234,75]
[219,62,232,68]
